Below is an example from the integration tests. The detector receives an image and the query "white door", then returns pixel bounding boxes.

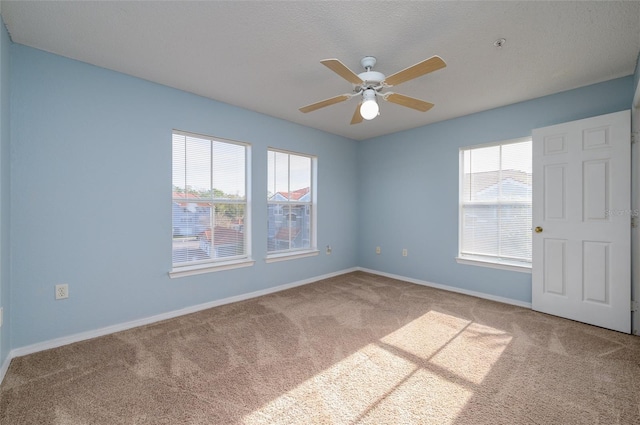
[532,110,631,333]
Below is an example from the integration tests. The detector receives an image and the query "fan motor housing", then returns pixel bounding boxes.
[357,71,385,88]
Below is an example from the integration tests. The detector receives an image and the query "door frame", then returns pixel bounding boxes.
[631,82,640,335]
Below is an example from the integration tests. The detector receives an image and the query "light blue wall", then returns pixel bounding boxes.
[10,44,359,348]
[358,76,634,303]
[0,17,10,367]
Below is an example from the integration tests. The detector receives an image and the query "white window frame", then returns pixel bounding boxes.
[266,148,318,263]
[456,136,532,273]
[169,130,254,278]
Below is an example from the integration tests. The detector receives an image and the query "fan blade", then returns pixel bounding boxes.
[321,59,363,85]
[384,56,446,87]
[299,94,351,113]
[385,93,434,112]
[350,103,363,125]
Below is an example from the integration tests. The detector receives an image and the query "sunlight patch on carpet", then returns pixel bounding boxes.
[431,322,512,385]
[380,311,471,360]
[356,368,474,424]
[242,343,415,424]
[243,310,512,424]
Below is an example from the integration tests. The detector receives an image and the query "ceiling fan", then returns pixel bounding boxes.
[299,55,446,124]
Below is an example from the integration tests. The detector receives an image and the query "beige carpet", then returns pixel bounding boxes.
[1,271,639,424]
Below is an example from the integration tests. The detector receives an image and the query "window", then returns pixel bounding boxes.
[171,131,252,277]
[267,149,317,261]
[457,137,532,271]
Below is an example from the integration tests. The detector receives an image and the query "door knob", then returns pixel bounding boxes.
[535,226,543,233]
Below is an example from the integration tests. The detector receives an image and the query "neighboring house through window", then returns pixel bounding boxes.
[170,130,253,277]
[457,137,532,272]
[267,149,317,261]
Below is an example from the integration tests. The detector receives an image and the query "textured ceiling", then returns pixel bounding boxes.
[2,1,639,141]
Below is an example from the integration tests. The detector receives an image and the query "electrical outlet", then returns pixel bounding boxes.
[402,248,408,257]
[376,246,381,254]
[55,284,69,300]
[326,245,332,255]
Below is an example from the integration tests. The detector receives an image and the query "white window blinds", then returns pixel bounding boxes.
[460,138,532,266]
[172,131,248,268]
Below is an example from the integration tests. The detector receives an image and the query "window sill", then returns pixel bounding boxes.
[265,249,319,263]
[169,258,255,278]
[455,256,531,274]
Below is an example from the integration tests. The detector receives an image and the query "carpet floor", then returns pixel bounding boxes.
[1,271,640,424]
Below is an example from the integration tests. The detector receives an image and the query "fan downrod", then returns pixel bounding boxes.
[360,56,377,71]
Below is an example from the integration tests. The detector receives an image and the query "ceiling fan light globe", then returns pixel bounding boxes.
[360,99,379,120]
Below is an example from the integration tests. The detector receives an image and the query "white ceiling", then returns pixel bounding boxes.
[1,1,639,141]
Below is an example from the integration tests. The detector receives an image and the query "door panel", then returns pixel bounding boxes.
[543,239,567,296]
[544,164,567,220]
[582,241,609,304]
[532,110,630,333]
[583,160,609,221]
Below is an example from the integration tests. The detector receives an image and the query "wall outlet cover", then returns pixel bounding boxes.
[55,284,69,300]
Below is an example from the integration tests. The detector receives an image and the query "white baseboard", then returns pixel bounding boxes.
[0,352,10,385]
[357,267,533,309]
[9,267,359,360]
